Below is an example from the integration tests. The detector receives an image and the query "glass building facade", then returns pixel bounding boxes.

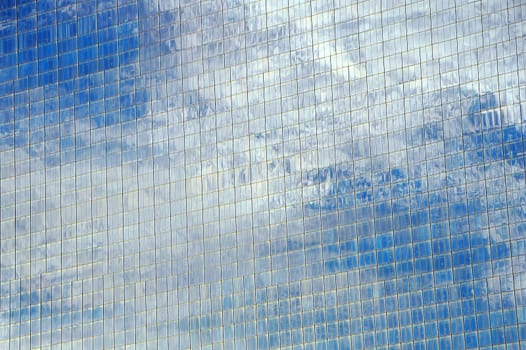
[0,0,525,349]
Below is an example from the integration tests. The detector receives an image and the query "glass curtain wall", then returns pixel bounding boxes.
[0,0,525,349]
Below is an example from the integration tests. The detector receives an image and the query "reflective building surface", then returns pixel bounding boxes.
[0,0,525,349]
